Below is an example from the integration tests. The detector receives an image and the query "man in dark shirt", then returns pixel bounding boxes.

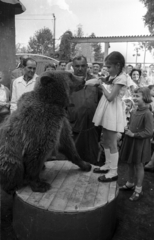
[68,55,102,165]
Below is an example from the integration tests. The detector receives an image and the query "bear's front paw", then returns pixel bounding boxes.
[30,180,51,193]
[79,161,92,172]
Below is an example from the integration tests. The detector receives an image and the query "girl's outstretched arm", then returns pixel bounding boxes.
[100,84,123,102]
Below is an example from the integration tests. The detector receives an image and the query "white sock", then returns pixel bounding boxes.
[100,148,110,170]
[126,181,134,187]
[104,152,118,178]
[145,160,154,168]
[135,186,142,193]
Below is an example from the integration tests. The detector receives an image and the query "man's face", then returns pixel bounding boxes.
[24,60,36,79]
[136,63,141,69]
[93,64,100,74]
[126,66,133,74]
[142,70,147,78]
[73,58,87,77]
[59,63,66,71]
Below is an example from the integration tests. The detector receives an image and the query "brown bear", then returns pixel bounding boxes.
[0,71,91,194]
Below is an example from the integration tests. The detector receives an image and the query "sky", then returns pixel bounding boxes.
[16,0,154,64]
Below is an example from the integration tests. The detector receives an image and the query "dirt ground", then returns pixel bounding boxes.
[113,162,154,240]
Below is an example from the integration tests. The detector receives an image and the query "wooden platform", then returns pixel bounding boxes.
[13,161,119,240]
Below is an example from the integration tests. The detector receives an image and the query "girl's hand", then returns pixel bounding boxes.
[125,129,134,137]
[98,76,106,83]
[85,78,100,86]
[5,103,10,108]
[0,101,6,106]
[124,126,128,131]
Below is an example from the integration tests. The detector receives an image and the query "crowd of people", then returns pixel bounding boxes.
[0,52,154,203]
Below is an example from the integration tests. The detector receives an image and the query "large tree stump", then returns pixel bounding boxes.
[13,161,119,240]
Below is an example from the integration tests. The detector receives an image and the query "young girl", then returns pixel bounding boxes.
[148,84,154,113]
[124,98,134,125]
[120,87,153,201]
[144,84,154,172]
[92,51,127,182]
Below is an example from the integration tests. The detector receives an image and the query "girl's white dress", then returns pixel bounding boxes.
[93,73,127,132]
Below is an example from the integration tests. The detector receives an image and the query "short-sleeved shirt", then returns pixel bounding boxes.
[93,72,127,132]
[10,74,38,113]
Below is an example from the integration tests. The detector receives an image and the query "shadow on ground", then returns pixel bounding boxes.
[113,162,154,240]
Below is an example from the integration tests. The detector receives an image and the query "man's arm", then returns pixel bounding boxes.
[10,81,18,113]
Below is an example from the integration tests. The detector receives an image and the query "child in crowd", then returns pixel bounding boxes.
[116,98,134,151]
[144,84,154,172]
[0,71,10,124]
[148,84,154,112]
[119,87,153,201]
[124,98,134,124]
[91,51,127,182]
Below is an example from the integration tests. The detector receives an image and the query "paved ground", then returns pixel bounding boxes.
[112,162,154,240]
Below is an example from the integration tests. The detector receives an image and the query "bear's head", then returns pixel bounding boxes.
[35,71,85,107]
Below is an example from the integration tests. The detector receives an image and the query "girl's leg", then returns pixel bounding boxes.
[99,128,111,170]
[135,163,144,188]
[128,163,135,185]
[129,163,144,201]
[119,164,135,190]
[98,129,119,182]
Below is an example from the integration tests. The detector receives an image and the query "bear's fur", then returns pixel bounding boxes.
[0,71,91,193]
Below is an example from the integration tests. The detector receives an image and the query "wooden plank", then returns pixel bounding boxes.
[79,171,100,211]
[16,161,117,212]
[37,188,59,210]
[94,182,110,207]
[65,170,92,212]
[44,161,66,184]
[49,161,72,189]
[27,192,44,206]
[16,186,32,202]
[17,161,65,205]
[108,182,117,203]
[27,161,68,207]
[38,163,79,210]
[47,164,80,211]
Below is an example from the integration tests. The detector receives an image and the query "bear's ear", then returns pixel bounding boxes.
[40,75,53,86]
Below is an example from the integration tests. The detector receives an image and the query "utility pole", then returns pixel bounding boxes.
[53,13,56,55]
[143,42,148,68]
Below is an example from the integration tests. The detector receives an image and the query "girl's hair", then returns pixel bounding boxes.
[148,84,154,90]
[130,68,141,78]
[134,87,152,103]
[105,51,125,74]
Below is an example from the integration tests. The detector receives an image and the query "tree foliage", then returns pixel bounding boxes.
[58,31,73,61]
[28,27,54,56]
[140,0,154,33]
[89,33,104,62]
[58,26,104,62]
[58,25,84,61]
[71,24,84,58]
[16,43,29,53]
[140,0,154,50]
